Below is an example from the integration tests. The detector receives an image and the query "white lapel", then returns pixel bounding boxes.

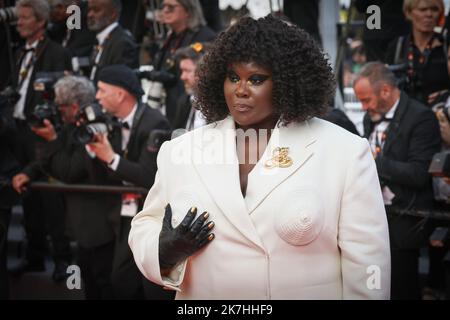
[244,119,316,214]
[191,117,265,250]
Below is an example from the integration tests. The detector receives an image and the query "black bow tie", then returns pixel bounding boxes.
[121,121,130,130]
[371,116,393,126]
[22,47,35,54]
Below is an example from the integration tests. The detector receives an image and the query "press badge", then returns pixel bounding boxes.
[121,193,140,217]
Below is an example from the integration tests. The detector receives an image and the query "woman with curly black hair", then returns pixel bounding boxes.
[129,15,391,299]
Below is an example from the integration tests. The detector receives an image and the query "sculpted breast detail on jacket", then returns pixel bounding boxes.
[273,186,325,246]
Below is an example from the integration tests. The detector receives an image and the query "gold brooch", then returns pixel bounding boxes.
[264,147,293,169]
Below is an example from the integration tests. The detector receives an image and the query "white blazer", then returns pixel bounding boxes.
[129,117,391,300]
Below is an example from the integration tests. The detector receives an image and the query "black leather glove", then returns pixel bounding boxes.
[159,204,215,270]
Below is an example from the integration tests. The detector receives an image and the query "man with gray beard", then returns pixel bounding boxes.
[87,0,139,82]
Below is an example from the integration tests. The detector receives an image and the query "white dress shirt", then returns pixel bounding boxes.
[368,98,399,205]
[368,98,399,154]
[13,40,39,120]
[90,22,118,80]
[108,103,138,171]
[185,95,207,131]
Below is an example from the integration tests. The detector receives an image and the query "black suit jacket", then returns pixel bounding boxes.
[363,91,441,248]
[173,93,192,130]
[86,103,171,234]
[42,124,117,249]
[0,112,20,209]
[92,25,139,82]
[322,107,359,135]
[47,1,97,58]
[153,25,216,126]
[13,36,72,118]
[28,103,169,247]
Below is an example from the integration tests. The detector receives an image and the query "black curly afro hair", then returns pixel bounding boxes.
[196,14,335,125]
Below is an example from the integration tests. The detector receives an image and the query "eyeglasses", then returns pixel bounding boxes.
[160,3,181,12]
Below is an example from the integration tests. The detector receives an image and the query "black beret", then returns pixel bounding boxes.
[97,64,145,97]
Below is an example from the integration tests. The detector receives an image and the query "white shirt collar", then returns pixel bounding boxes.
[25,39,39,50]
[384,98,400,120]
[121,103,138,128]
[96,22,119,45]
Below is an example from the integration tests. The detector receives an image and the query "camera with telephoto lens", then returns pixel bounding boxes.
[135,66,176,84]
[73,102,118,145]
[0,6,17,24]
[71,56,92,77]
[28,72,64,130]
[135,65,176,109]
[429,151,450,178]
[387,63,427,102]
[387,63,410,91]
[432,97,450,122]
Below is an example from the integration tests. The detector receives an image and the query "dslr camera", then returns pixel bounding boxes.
[135,65,175,109]
[387,63,427,102]
[28,72,64,131]
[387,63,410,91]
[0,6,17,24]
[429,151,450,178]
[73,102,119,145]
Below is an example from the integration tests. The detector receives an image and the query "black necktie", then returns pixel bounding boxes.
[22,47,35,54]
[18,47,34,66]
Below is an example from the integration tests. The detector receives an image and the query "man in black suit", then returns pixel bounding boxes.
[354,62,441,300]
[8,0,72,279]
[87,65,173,299]
[12,75,117,299]
[172,42,209,130]
[0,103,20,299]
[47,0,97,59]
[87,0,139,82]
[150,0,216,126]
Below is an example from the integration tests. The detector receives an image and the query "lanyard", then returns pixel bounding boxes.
[406,33,435,85]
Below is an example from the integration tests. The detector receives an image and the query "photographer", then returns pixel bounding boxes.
[8,0,72,278]
[47,0,97,59]
[426,105,450,299]
[171,42,208,130]
[384,0,449,107]
[0,103,20,299]
[424,44,450,299]
[87,0,139,82]
[87,65,172,299]
[354,62,441,299]
[148,0,215,126]
[13,75,119,299]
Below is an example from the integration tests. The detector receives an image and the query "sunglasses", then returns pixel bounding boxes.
[160,3,181,12]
